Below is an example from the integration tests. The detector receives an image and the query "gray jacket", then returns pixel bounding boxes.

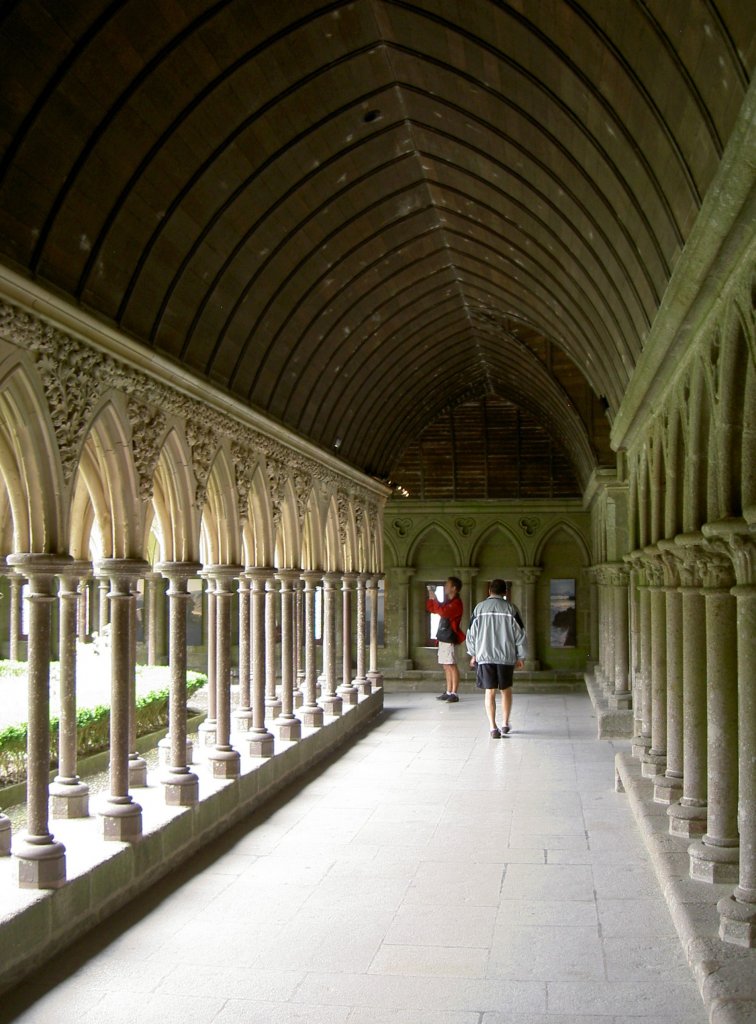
[465,596,527,664]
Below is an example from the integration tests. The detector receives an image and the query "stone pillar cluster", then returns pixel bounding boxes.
[592,521,756,948]
[0,564,382,891]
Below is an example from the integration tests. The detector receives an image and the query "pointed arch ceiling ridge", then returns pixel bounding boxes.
[0,0,752,481]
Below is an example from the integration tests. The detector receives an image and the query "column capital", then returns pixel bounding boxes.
[202,564,243,593]
[156,560,202,582]
[702,517,755,587]
[7,553,74,585]
[245,566,276,584]
[301,570,323,588]
[275,568,301,587]
[321,571,343,588]
[697,547,736,591]
[341,571,358,588]
[95,558,151,586]
[519,566,543,585]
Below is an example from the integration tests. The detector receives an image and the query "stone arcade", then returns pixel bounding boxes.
[0,3,753,1021]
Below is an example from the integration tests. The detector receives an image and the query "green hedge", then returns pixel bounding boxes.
[0,671,206,786]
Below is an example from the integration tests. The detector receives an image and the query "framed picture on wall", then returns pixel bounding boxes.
[550,578,576,648]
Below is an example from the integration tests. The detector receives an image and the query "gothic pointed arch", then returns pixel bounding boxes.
[301,490,325,571]
[202,447,242,566]
[275,477,302,569]
[470,521,526,567]
[0,359,66,552]
[72,399,144,559]
[323,495,343,573]
[533,519,590,566]
[245,462,275,568]
[407,522,462,568]
[152,428,201,563]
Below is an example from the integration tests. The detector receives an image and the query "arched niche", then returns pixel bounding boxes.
[245,463,274,568]
[202,448,242,566]
[275,477,302,569]
[71,399,144,559]
[0,360,66,552]
[323,496,344,573]
[151,428,200,563]
[535,523,589,671]
[470,523,525,606]
[301,491,324,571]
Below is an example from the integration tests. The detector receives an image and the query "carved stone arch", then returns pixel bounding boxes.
[534,519,591,567]
[714,300,751,519]
[649,416,666,545]
[0,420,30,554]
[407,522,463,568]
[152,428,200,563]
[275,477,302,569]
[68,446,100,560]
[626,451,640,554]
[301,489,324,571]
[0,358,66,552]
[663,405,685,538]
[323,495,344,572]
[203,447,242,566]
[0,486,14,554]
[470,521,526,568]
[743,357,756,513]
[636,441,651,548]
[684,360,710,532]
[74,400,145,559]
[246,463,275,568]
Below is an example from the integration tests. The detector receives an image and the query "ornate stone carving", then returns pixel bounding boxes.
[128,398,166,501]
[392,517,412,538]
[231,442,256,521]
[293,471,312,526]
[518,516,541,536]
[336,490,350,547]
[184,420,217,511]
[266,458,287,530]
[454,517,475,537]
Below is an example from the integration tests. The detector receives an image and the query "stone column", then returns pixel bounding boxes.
[587,567,599,664]
[206,566,242,779]
[293,577,305,707]
[49,562,90,818]
[233,573,253,734]
[98,576,109,633]
[6,555,69,886]
[265,574,282,715]
[654,542,684,804]
[641,549,667,778]
[319,572,343,716]
[198,573,217,749]
[628,565,642,734]
[688,548,739,883]
[519,567,541,670]
[145,572,162,666]
[127,579,147,788]
[96,559,148,842]
[273,570,302,740]
[367,574,384,690]
[157,562,201,805]
[711,525,756,946]
[629,557,652,758]
[608,565,631,710]
[77,576,90,641]
[338,573,359,706]
[8,573,22,661]
[393,566,415,669]
[601,568,616,697]
[300,571,324,727]
[668,538,708,838]
[243,568,275,756]
[353,573,370,695]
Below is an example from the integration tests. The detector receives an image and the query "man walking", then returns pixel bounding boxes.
[426,576,465,703]
[466,578,526,736]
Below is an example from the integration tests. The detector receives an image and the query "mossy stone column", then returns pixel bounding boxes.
[319,572,343,716]
[654,543,684,804]
[7,554,69,886]
[157,562,201,805]
[233,573,253,734]
[274,570,302,740]
[198,572,217,749]
[206,566,242,779]
[96,558,148,843]
[367,574,384,690]
[354,573,370,695]
[49,561,91,819]
[609,565,631,710]
[300,571,325,727]
[244,568,275,756]
[265,573,282,716]
[629,557,652,759]
[641,549,667,779]
[338,573,359,706]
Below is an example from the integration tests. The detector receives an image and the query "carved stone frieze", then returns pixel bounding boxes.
[0,298,385,515]
[392,517,412,538]
[518,516,541,537]
[231,442,257,522]
[128,398,167,501]
[293,471,312,526]
[266,457,288,530]
[455,517,475,537]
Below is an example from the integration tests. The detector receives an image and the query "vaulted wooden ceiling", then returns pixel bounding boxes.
[0,1,753,488]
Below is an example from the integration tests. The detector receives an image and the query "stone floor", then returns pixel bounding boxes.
[0,691,707,1024]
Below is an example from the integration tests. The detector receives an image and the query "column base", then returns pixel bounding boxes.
[198,720,217,748]
[668,800,707,838]
[641,750,667,778]
[158,736,194,766]
[718,891,756,948]
[99,798,143,842]
[207,747,241,779]
[337,685,359,706]
[241,730,275,758]
[128,755,148,788]
[608,692,632,710]
[299,704,324,728]
[367,670,383,689]
[354,676,372,696]
[653,773,684,805]
[49,779,90,819]
[689,836,740,883]
[161,768,199,806]
[265,698,283,717]
[13,835,67,889]
[319,694,343,716]
[274,715,302,741]
[631,733,652,759]
[232,709,255,733]
[0,814,11,855]
[293,689,305,709]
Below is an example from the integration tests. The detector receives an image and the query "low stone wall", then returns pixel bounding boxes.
[615,752,756,1024]
[0,688,383,996]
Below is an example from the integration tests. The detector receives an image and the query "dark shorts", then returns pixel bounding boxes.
[476,663,514,690]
